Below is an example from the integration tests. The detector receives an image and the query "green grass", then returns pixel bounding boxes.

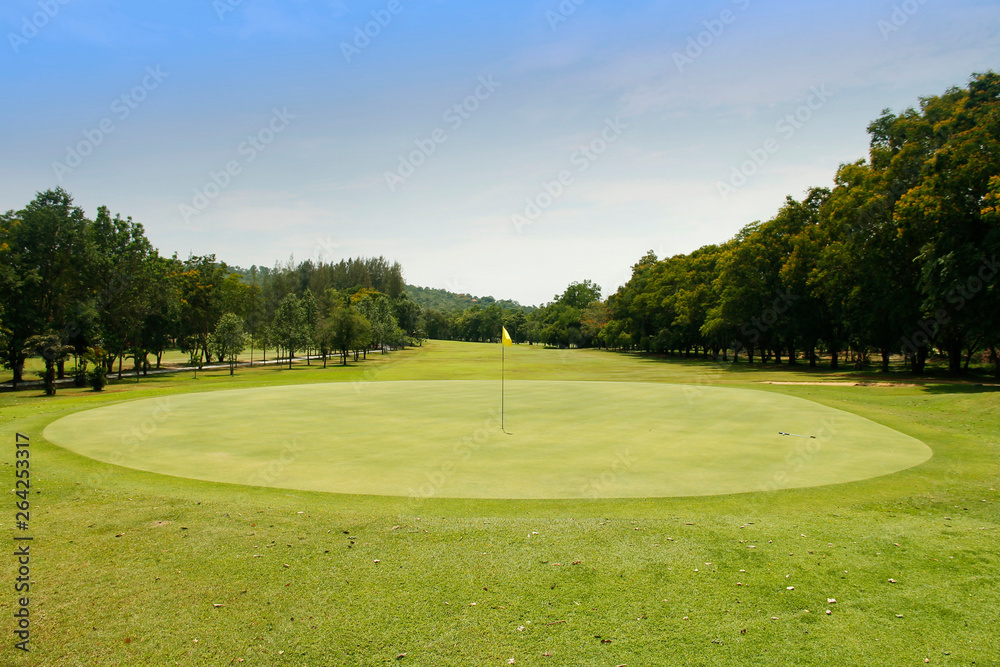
[2,346,292,385]
[43,379,929,498]
[1,341,998,665]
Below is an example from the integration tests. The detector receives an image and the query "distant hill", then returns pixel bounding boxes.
[406,285,534,313]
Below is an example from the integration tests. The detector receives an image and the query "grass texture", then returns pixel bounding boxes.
[0,340,997,666]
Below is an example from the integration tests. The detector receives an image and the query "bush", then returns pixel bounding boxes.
[74,362,88,388]
[89,365,106,392]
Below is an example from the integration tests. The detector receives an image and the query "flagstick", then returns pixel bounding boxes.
[501,339,506,433]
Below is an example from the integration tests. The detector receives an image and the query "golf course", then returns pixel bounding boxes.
[2,340,997,665]
[43,379,930,499]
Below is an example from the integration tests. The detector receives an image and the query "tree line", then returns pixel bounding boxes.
[3,73,996,389]
[420,279,604,348]
[600,72,1000,375]
[0,195,421,393]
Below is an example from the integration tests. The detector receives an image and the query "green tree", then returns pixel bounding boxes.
[891,73,1000,372]
[0,189,91,388]
[214,312,248,375]
[272,293,307,369]
[88,206,159,379]
[354,291,396,352]
[22,332,74,396]
[300,288,319,365]
[331,305,371,365]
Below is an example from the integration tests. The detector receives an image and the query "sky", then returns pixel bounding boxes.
[3,0,999,306]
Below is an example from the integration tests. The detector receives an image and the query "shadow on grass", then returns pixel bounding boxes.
[600,349,1000,389]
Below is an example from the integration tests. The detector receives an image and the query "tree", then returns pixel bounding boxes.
[300,288,318,365]
[0,189,90,388]
[890,72,1000,372]
[22,333,74,396]
[503,309,528,344]
[272,293,307,369]
[330,305,371,365]
[88,206,159,379]
[419,308,451,339]
[393,293,422,334]
[175,255,229,367]
[214,313,248,375]
[557,280,602,309]
[354,291,396,352]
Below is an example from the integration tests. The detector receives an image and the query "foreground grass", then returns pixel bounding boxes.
[1,341,998,665]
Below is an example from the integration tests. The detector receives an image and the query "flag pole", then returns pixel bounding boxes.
[501,326,512,434]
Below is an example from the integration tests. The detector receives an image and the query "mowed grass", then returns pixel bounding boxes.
[43,379,929,498]
[0,341,997,666]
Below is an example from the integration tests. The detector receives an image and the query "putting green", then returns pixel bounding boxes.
[43,380,931,499]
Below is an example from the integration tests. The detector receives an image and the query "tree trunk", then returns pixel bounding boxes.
[947,337,963,374]
[830,348,839,370]
[44,361,56,396]
[12,353,24,389]
[914,346,928,374]
[881,348,890,373]
[57,358,66,379]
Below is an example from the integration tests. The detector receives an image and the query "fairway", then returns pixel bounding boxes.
[43,380,931,498]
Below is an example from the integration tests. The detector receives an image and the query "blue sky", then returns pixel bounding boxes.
[3,0,999,305]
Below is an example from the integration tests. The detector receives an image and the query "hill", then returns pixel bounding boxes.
[405,284,533,313]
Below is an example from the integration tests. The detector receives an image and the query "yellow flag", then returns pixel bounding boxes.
[502,326,513,347]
